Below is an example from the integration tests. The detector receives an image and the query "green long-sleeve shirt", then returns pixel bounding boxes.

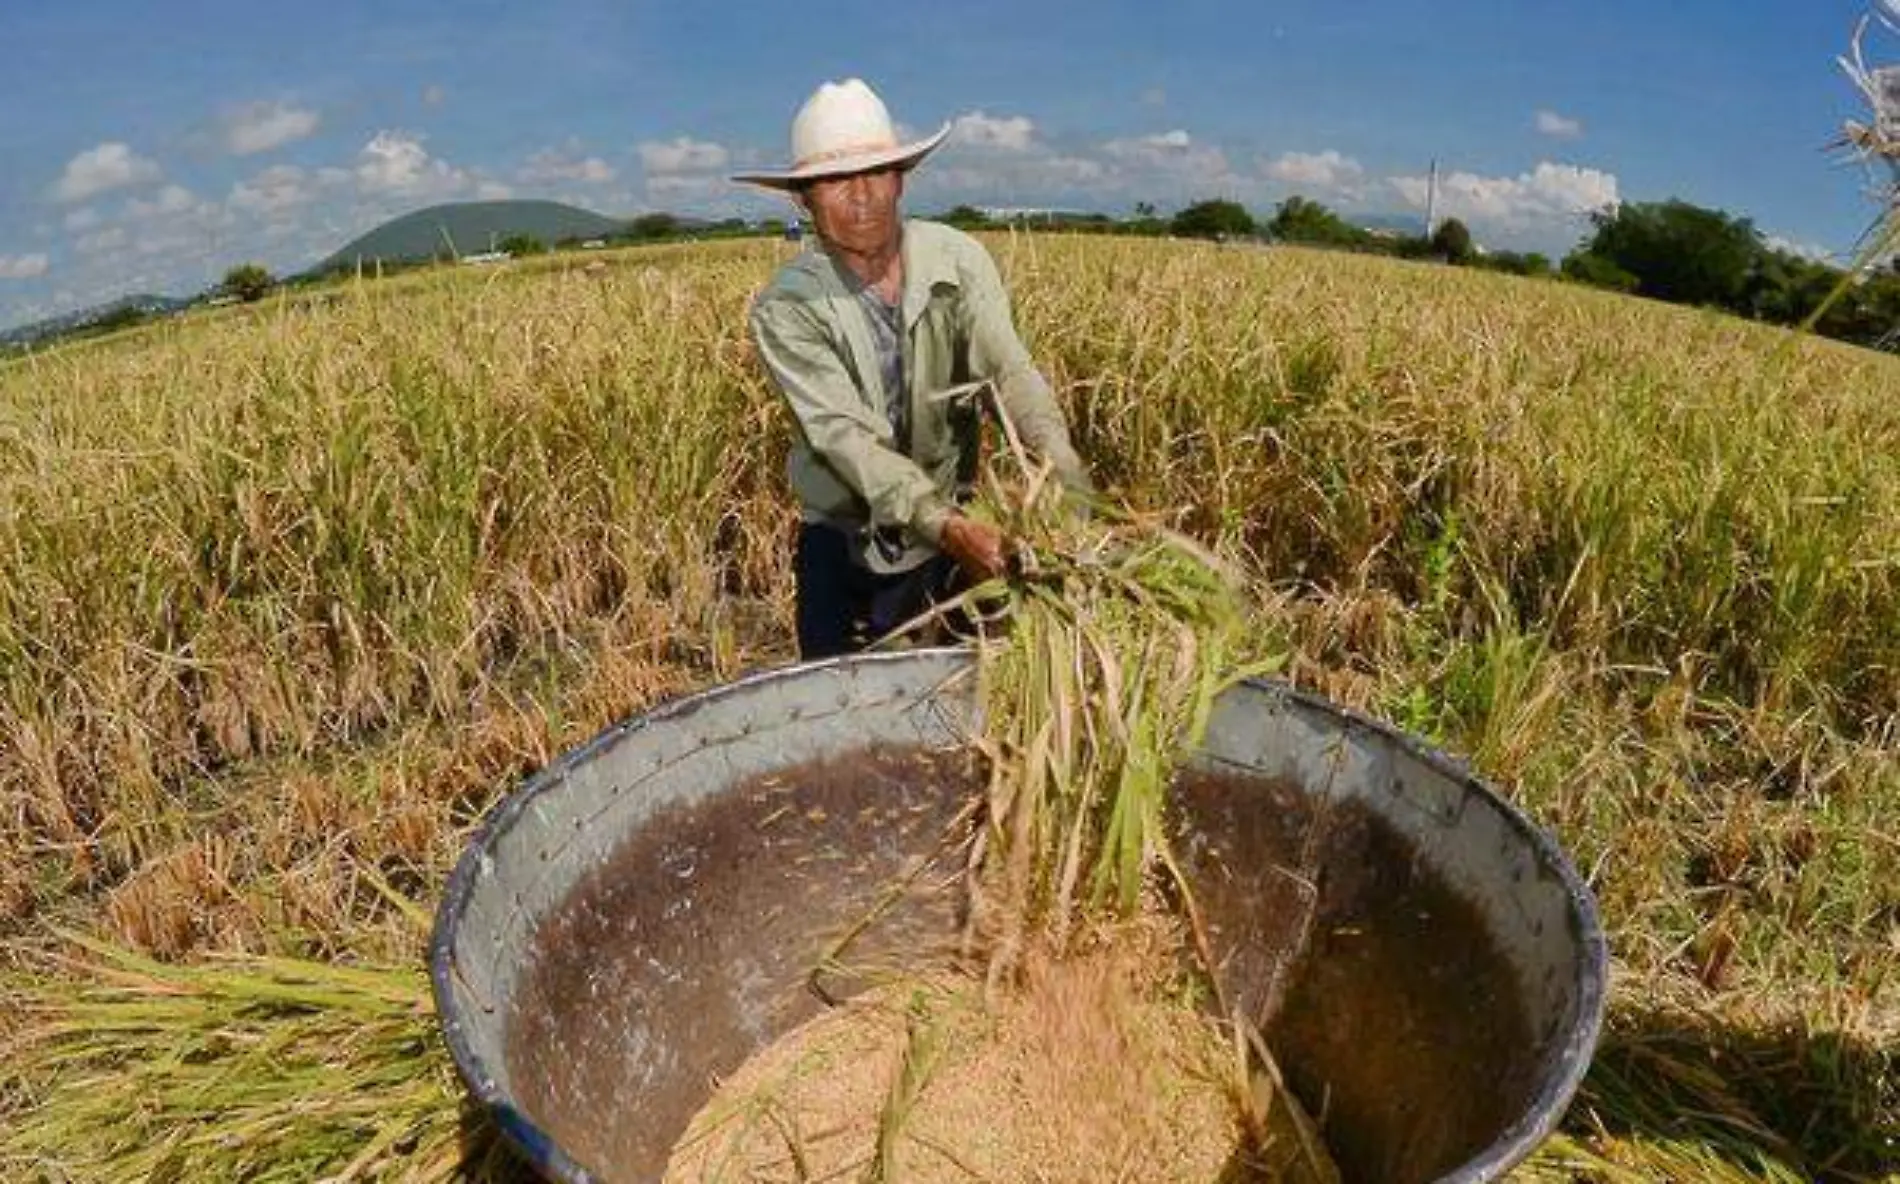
[749,219,1090,574]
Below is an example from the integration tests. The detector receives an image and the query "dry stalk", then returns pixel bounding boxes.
[1839,14,1900,181]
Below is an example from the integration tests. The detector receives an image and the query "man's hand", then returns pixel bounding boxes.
[939,513,1009,583]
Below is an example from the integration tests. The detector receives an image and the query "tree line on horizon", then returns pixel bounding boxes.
[939,196,1898,352]
[936,196,1900,354]
[11,194,1894,356]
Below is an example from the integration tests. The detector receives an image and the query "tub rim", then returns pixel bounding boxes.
[428,646,1608,1184]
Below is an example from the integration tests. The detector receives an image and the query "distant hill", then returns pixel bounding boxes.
[314,200,626,271]
[0,293,190,348]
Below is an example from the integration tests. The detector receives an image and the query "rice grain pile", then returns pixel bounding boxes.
[666,932,1252,1184]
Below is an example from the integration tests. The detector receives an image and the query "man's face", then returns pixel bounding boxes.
[801,166,904,256]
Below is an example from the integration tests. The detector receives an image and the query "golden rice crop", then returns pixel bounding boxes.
[1,234,1895,1179]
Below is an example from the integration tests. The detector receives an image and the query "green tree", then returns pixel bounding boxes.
[1477,250,1551,277]
[497,233,546,257]
[1386,234,1435,260]
[1265,196,1365,247]
[1172,199,1256,241]
[939,205,991,230]
[1126,201,1166,237]
[222,263,274,303]
[1572,199,1761,309]
[1561,250,1640,292]
[625,213,683,241]
[1810,263,1900,350]
[92,304,151,332]
[1430,217,1475,265]
[1744,247,1837,326]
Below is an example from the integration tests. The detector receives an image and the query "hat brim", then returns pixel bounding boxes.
[731,123,951,190]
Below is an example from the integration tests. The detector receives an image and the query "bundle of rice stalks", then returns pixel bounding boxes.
[697,404,1327,1182]
[0,929,495,1182]
[848,407,1335,1179]
[933,406,1280,988]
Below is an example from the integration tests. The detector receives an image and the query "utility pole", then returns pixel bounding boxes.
[1424,159,1439,240]
[205,222,222,293]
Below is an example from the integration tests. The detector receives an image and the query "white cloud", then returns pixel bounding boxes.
[126,185,200,221]
[423,85,446,108]
[647,173,721,200]
[912,114,1269,208]
[357,131,435,191]
[32,157,334,317]
[75,226,131,256]
[1263,150,1365,191]
[354,130,472,197]
[1535,109,1584,139]
[925,112,1118,198]
[1105,129,1194,157]
[519,142,618,186]
[118,190,230,263]
[1765,235,1837,263]
[639,136,730,174]
[0,254,50,280]
[923,154,1108,199]
[230,165,315,215]
[222,101,321,155]
[475,180,515,200]
[642,171,776,219]
[1391,161,1619,225]
[52,142,162,203]
[1098,129,1239,194]
[952,112,1036,152]
[1103,130,1190,164]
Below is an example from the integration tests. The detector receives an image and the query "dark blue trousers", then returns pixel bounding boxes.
[794,523,961,659]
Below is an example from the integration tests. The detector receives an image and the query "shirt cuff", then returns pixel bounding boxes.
[1051,446,1095,496]
[913,495,956,547]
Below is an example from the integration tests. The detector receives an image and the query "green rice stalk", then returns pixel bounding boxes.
[1226,1015,1342,1184]
[1505,1001,1898,1183]
[869,990,949,1183]
[0,930,485,1183]
[1802,203,1900,340]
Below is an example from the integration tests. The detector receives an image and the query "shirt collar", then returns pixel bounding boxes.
[805,220,958,324]
[900,221,958,326]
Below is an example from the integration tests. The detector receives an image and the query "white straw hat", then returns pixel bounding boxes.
[732,78,950,190]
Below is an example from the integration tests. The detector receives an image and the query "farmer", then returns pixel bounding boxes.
[736,78,1093,659]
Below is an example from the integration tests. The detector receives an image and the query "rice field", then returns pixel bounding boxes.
[1,233,1895,1180]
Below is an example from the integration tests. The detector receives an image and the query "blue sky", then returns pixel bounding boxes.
[2,0,1895,329]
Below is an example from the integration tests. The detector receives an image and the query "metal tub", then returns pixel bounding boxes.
[431,648,1606,1183]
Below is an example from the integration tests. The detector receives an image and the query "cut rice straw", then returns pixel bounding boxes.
[0,928,500,1183]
